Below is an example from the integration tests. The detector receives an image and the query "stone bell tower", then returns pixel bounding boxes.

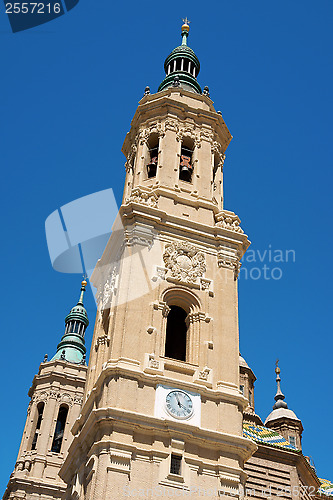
[60,22,256,499]
[3,281,89,500]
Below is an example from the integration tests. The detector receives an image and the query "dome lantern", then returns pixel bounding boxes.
[158,20,202,94]
[51,280,89,365]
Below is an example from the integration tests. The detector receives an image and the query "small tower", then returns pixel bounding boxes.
[239,354,263,426]
[4,281,89,500]
[264,361,303,450]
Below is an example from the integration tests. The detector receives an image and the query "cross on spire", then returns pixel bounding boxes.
[182,17,191,25]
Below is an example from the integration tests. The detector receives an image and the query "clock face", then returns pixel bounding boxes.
[165,390,194,420]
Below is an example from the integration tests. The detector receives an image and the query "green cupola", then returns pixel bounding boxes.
[158,20,202,94]
[51,280,89,365]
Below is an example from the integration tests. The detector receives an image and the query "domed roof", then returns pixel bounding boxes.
[51,280,89,365]
[164,45,200,73]
[65,302,89,326]
[239,354,250,369]
[265,407,300,425]
[265,361,301,425]
[158,22,202,94]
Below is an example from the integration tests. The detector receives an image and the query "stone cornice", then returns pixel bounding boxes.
[119,203,250,251]
[73,359,249,437]
[61,406,257,483]
[28,361,87,397]
[122,87,231,158]
[3,476,66,500]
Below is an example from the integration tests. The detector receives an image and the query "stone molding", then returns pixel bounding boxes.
[217,248,242,280]
[139,122,165,145]
[108,447,131,476]
[29,390,83,409]
[215,211,244,234]
[125,187,159,208]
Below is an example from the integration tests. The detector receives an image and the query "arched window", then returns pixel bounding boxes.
[147,133,159,178]
[31,402,44,450]
[179,137,194,182]
[51,405,68,453]
[165,306,188,361]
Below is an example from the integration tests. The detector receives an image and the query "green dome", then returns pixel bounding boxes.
[50,280,89,365]
[158,23,202,94]
[65,303,89,326]
[164,45,200,73]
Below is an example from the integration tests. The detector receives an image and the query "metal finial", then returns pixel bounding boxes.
[43,354,48,363]
[60,350,66,360]
[80,354,86,365]
[78,279,87,305]
[181,18,190,45]
[144,86,150,96]
[273,359,288,410]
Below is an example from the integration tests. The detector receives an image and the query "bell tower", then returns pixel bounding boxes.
[4,281,89,500]
[60,23,256,499]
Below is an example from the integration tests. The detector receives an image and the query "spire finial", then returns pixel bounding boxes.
[78,278,87,305]
[273,359,288,410]
[181,18,190,45]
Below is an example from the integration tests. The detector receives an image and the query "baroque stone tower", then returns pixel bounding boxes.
[4,282,89,500]
[60,22,256,499]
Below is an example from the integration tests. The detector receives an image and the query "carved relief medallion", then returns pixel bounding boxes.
[163,241,206,284]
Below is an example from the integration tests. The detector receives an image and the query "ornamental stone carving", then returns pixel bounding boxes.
[176,124,200,146]
[124,142,138,172]
[215,211,244,234]
[139,122,165,145]
[164,118,178,133]
[211,141,226,167]
[97,265,119,310]
[163,241,206,284]
[148,353,160,369]
[126,188,158,208]
[199,367,211,381]
[95,334,110,351]
[217,252,242,280]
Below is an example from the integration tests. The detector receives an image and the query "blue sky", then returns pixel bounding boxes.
[1,0,332,492]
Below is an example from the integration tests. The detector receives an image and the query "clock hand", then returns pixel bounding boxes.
[175,393,181,407]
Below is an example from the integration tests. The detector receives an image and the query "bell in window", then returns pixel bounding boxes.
[179,155,193,182]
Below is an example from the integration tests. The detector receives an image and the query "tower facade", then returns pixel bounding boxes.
[4,282,89,500]
[60,24,256,499]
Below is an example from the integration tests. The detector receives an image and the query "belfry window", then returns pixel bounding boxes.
[179,138,194,182]
[51,405,68,453]
[289,436,296,448]
[165,306,187,361]
[31,402,44,450]
[147,133,159,178]
[249,390,253,407]
[66,321,85,336]
[170,454,182,475]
